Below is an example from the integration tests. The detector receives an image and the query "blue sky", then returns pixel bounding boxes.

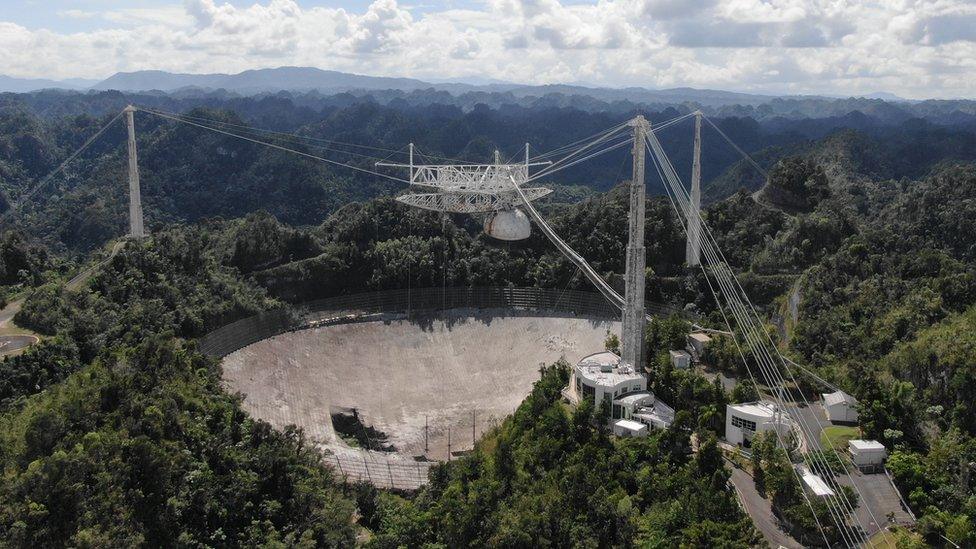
[3,1,477,32]
[0,0,973,98]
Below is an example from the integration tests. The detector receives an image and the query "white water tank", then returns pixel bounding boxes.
[484,208,531,241]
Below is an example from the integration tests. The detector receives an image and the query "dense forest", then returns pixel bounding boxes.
[2,88,975,255]
[1,89,976,546]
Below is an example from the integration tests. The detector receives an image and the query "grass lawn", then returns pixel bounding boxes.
[821,425,860,451]
[866,526,923,548]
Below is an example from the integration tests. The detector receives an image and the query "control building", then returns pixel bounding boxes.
[565,351,674,432]
[725,401,794,447]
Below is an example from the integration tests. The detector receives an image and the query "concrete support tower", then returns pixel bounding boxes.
[686,112,702,266]
[621,115,649,372]
[124,105,145,238]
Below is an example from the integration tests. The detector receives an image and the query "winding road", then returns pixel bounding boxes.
[0,240,125,356]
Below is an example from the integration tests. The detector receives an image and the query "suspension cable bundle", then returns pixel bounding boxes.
[645,117,891,548]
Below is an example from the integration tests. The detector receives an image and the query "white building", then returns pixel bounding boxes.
[848,439,886,471]
[669,349,691,369]
[725,401,794,447]
[798,465,835,497]
[613,419,648,438]
[569,351,646,409]
[620,392,675,430]
[687,332,712,357]
[822,390,859,424]
[566,351,674,430]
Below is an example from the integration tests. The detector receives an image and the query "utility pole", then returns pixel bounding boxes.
[447,427,452,461]
[124,105,145,238]
[424,415,429,454]
[686,112,702,266]
[472,410,476,447]
[621,115,648,372]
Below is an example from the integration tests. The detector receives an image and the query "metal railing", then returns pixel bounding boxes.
[199,286,684,358]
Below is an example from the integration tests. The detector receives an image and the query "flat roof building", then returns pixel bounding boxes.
[613,419,649,438]
[687,332,712,357]
[848,439,886,471]
[669,349,691,369]
[725,401,794,447]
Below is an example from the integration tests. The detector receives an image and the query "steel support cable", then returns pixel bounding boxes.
[140,107,416,157]
[143,107,501,166]
[528,120,633,161]
[526,123,632,182]
[528,112,694,162]
[526,137,633,184]
[648,137,866,546]
[646,141,844,544]
[647,136,876,547]
[700,114,770,180]
[654,171,857,549]
[0,110,126,223]
[510,173,623,310]
[140,107,408,165]
[528,134,632,183]
[650,150,835,548]
[526,133,633,184]
[525,113,695,183]
[142,109,413,185]
[645,133,862,540]
[648,134,879,547]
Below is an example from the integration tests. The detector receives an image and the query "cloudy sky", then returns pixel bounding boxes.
[0,0,974,99]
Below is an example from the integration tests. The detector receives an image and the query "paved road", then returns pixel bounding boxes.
[0,334,39,356]
[840,470,915,537]
[0,240,124,353]
[0,299,21,329]
[789,402,829,451]
[727,462,803,549]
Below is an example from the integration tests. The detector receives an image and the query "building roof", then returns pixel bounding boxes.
[615,391,655,406]
[614,419,647,432]
[728,401,782,420]
[577,351,643,387]
[798,465,835,497]
[849,439,885,452]
[688,333,712,343]
[578,351,621,369]
[823,390,858,407]
[632,393,675,426]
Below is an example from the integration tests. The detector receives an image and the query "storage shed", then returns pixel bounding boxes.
[669,349,691,369]
[823,390,859,423]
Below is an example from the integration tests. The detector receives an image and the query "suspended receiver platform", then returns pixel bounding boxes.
[378,146,551,241]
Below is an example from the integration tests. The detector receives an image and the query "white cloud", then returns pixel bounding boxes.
[57,9,96,20]
[1,0,974,99]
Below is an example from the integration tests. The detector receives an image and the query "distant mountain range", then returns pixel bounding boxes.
[0,75,99,93]
[0,66,907,108]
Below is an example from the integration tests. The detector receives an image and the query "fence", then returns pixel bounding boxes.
[199,286,684,358]
[323,447,436,491]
